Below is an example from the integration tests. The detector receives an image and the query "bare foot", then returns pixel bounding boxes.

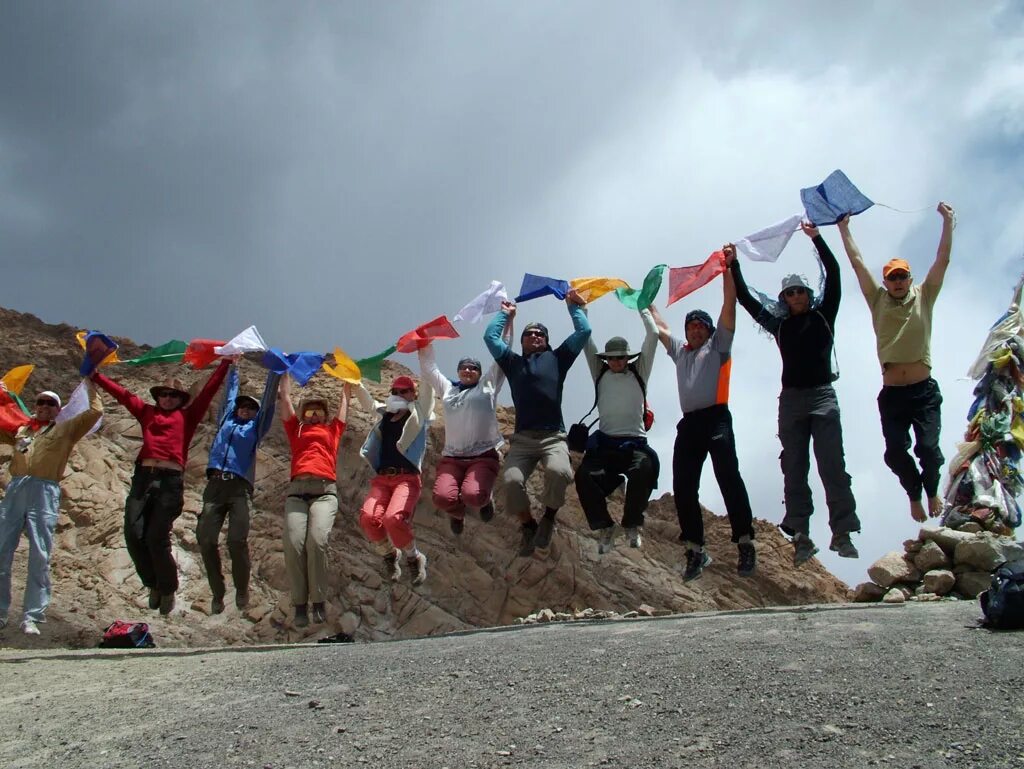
[927,496,944,518]
[910,499,927,523]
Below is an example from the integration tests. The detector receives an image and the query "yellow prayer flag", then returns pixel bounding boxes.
[322,347,362,384]
[1,365,35,396]
[570,277,630,303]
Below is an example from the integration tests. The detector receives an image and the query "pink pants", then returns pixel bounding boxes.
[432,451,500,519]
[359,473,422,549]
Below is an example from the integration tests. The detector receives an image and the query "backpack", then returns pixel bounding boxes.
[979,559,1024,630]
[99,620,156,648]
[568,363,654,453]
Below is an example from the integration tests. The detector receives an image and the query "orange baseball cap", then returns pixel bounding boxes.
[882,258,911,279]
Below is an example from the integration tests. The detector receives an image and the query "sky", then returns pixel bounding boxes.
[2,2,1023,585]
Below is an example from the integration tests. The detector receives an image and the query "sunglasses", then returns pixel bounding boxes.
[35,399,58,407]
[303,407,326,416]
[783,287,807,297]
[885,272,910,281]
[236,403,258,411]
[391,388,414,395]
[522,330,547,338]
[156,391,182,399]
[457,365,481,372]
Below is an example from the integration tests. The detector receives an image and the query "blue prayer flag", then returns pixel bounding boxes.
[261,349,327,386]
[800,169,874,226]
[514,273,570,303]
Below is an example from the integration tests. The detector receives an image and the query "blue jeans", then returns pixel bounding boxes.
[0,476,61,623]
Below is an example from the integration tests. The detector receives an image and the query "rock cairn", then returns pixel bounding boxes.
[854,524,1024,604]
[515,605,671,624]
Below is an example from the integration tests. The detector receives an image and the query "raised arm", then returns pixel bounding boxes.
[634,307,660,381]
[337,382,350,424]
[254,370,281,441]
[484,302,514,361]
[808,222,841,323]
[556,290,592,362]
[924,201,955,291]
[581,308,602,381]
[648,303,673,353]
[416,343,452,398]
[57,379,104,443]
[187,359,231,423]
[354,381,379,412]
[837,214,878,300]
[277,374,296,422]
[727,244,779,335]
[90,371,147,420]
[217,364,241,423]
[719,250,737,333]
[414,376,435,421]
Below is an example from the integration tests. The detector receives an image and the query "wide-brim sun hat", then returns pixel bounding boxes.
[150,378,191,406]
[778,273,814,302]
[596,336,640,360]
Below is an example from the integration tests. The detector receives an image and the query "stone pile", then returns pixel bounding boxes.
[515,605,672,624]
[853,524,1024,604]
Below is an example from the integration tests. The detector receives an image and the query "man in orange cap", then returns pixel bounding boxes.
[838,202,955,523]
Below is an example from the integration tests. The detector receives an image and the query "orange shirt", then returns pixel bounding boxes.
[283,415,346,481]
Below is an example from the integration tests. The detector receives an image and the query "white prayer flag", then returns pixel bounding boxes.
[56,380,102,436]
[214,326,268,356]
[454,281,508,323]
[734,214,803,263]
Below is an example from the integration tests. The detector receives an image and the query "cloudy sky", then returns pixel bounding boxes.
[2,2,1023,584]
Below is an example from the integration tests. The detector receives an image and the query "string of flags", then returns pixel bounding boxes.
[7,169,893,395]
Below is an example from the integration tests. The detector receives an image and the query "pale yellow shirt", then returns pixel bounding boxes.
[865,282,939,370]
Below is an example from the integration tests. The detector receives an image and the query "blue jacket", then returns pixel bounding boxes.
[484,302,591,432]
[206,366,280,485]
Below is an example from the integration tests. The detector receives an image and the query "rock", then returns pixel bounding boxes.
[903,539,922,555]
[852,582,887,603]
[922,569,956,595]
[882,588,906,604]
[919,525,977,555]
[637,604,656,617]
[909,593,941,602]
[955,571,992,598]
[954,534,1024,572]
[340,612,360,635]
[959,522,982,534]
[536,609,555,623]
[913,540,950,572]
[867,552,922,588]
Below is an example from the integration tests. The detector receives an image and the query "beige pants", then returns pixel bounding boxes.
[502,430,573,516]
[283,478,338,605]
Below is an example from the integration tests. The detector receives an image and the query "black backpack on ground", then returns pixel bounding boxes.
[980,559,1024,630]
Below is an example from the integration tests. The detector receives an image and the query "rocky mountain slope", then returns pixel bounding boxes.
[0,306,848,649]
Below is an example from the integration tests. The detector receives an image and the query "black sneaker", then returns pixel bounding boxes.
[383,549,402,582]
[793,534,819,566]
[159,592,176,616]
[534,517,556,549]
[829,533,859,559]
[211,595,225,615]
[450,516,464,535]
[479,502,494,522]
[235,589,250,610]
[737,543,756,577]
[519,521,538,557]
[682,549,711,582]
[148,588,161,610]
[294,605,309,628]
[311,602,326,624]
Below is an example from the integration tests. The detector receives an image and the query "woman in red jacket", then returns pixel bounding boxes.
[92,359,230,615]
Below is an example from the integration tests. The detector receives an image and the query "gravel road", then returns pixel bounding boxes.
[1,601,1021,769]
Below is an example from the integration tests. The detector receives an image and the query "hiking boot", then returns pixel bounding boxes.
[597,526,615,554]
[21,619,40,636]
[148,588,161,610]
[534,517,556,549]
[682,549,711,581]
[479,502,495,522]
[311,602,327,624]
[626,527,643,549]
[519,522,538,557]
[793,534,818,566]
[407,552,428,586]
[211,595,225,615]
[830,533,859,559]
[737,542,757,577]
[235,589,250,610]
[294,605,309,628]
[449,516,464,535]
[159,593,176,616]
[383,549,402,582]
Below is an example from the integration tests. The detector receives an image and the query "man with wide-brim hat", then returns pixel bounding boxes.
[199,364,280,614]
[574,308,660,556]
[92,358,231,615]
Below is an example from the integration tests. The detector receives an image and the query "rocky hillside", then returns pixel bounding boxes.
[0,306,848,649]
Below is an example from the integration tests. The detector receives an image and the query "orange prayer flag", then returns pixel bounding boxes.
[1,365,34,396]
[667,252,726,306]
[569,277,630,303]
[322,347,362,384]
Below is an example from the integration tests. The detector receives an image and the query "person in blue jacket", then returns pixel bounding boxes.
[198,363,280,613]
[484,289,590,556]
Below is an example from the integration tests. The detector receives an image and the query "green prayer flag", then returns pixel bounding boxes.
[615,264,666,310]
[355,345,397,383]
[12,392,32,416]
[122,340,188,366]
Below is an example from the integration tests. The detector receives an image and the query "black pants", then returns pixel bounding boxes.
[575,442,658,530]
[672,405,754,548]
[124,466,184,594]
[197,475,252,598]
[877,378,944,500]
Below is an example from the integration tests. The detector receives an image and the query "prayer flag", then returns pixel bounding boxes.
[183,339,227,369]
[78,331,120,376]
[322,347,363,384]
[56,380,102,436]
[214,326,268,356]
[0,391,30,434]
[734,214,803,263]
[514,274,570,303]
[800,169,874,226]
[667,252,726,306]
[123,340,188,366]
[396,316,460,354]
[261,349,327,386]
[355,346,396,383]
[570,277,629,303]
[615,265,666,310]
[1,365,34,396]
[454,281,508,323]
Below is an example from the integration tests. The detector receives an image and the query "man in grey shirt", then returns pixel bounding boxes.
[574,307,660,553]
[650,248,756,581]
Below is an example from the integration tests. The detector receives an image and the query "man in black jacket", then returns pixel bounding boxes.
[729,222,859,566]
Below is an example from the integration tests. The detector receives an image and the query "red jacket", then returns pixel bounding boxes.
[93,360,230,467]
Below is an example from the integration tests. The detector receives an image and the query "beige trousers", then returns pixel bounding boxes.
[501,430,573,516]
[283,478,338,605]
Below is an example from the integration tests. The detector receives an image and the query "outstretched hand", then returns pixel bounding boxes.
[565,288,586,306]
[501,300,517,319]
[722,244,736,266]
[800,221,819,239]
[836,213,851,232]
[937,201,955,223]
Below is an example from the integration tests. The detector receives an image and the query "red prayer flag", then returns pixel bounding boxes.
[667,252,726,306]
[0,391,31,434]
[183,339,227,369]
[396,316,460,353]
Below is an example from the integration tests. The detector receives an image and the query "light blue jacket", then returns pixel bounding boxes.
[206,366,280,486]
